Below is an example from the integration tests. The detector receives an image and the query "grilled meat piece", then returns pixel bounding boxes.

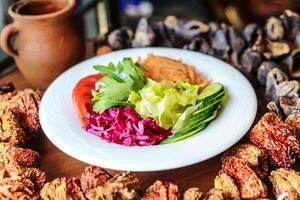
[214,173,240,200]
[142,180,179,200]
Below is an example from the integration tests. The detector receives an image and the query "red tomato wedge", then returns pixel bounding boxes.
[72,74,102,125]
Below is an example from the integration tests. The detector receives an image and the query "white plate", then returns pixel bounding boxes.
[39,47,257,172]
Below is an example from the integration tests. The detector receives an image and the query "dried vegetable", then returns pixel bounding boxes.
[1,9,300,200]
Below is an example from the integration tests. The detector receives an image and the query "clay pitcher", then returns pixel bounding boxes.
[0,0,85,89]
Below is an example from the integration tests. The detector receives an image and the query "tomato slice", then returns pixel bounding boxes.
[72,74,102,125]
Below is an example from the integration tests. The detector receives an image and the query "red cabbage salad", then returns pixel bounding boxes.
[77,57,225,146]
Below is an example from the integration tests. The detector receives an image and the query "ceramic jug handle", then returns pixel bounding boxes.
[0,23,18,57]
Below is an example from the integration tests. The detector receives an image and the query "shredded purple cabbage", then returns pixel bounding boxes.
[84,106,172,146]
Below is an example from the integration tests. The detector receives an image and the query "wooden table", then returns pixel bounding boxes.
[1,67,299,196]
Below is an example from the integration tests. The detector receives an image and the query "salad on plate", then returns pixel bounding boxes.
[72,54,226,146]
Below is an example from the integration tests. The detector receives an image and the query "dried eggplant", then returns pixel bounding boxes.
[153,21,176,47]
[132,18,155,47]
[283,48,300,78]
[175,20,209,42]
[265,16,285,41]
[183,37,210,54]
[280,10,300,40]
[257,61,279,85]
[264,41,290,60]
[228,26,246,54]
[240,48,262,74]
[265,68,288,101]
[243,23,262,47]
[107,27,133,49]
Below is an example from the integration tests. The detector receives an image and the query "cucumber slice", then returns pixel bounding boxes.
[198,83,224,101]
[176,109,219,135]
[162,124,206,144]
[162,110,218,144]
[193,99,222,116]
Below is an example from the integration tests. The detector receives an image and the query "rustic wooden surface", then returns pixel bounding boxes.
[1,65,299,197]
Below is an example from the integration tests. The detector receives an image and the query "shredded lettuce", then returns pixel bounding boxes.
[128,79,199,129]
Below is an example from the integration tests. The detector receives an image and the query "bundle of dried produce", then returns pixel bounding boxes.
[85,172,141,200]
[221,156,267,199]
[40,177,85,200]
[3,144,40,168]
[0,164,46,189]
[214,173,240,200]
[8,89,43,135]
[0,109,26,146]
[183,187,203,200]
[80,165,112,193]
[142,180,179,200]
[285,114,300,140]
[222,143,269,178]
[0,176,40,199]
[250,112,300,167]
[269,168,300,200]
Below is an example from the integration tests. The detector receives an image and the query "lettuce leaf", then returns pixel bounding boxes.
[92,57,145,112]
[128,79,199,129]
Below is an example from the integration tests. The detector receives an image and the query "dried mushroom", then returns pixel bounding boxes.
[153,21,176,47]
[257,61,279,85]
[283,48,300,78]
[0,109,26,146]
[183,37,210,54]
[269,168,300,200]
[279,96,300,116]
[280,10,300,40]
[183,187,203,200]
[223,143,268,178]
[243,23,262,47]
[40,177,85,200]
[175,20,209,42]
[221,156,267,199]
[264,41,290,60]
[4,145,40,167]
[240,48,262,74]
[80,165,111,193]
[203,188,224,200]
[107,27,133,50]
[265,68,288,102]
[132,18,155,48]
[214,173,240,200]
[142,180,179,200]
[86,172,141,200]
[250,112,300,167]
[0,176,40,199]
[265,17,285,41]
